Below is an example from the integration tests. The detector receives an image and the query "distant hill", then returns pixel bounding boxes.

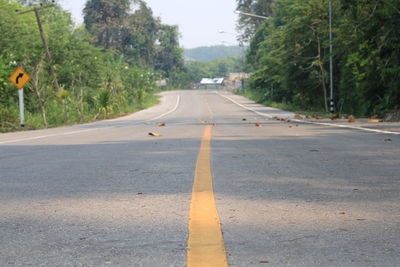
[184,45,247,62]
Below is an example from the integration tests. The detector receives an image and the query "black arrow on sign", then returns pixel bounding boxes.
[16,73,24,84]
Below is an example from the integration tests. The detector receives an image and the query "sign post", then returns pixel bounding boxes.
[9,67,31,128]
[18,89,25,128]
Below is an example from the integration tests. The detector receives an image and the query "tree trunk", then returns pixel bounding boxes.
[317,37,329,112]
[32,57,48,127]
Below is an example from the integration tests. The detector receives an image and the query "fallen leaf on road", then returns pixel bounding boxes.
[242,118,247,121]
[255,123,261,127]
[289,125,292,128]
[369,119,383,123]
[156,122,166,127]
[339,212,346,215]
[148,132,162,137]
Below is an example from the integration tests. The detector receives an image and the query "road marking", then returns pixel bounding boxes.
[290,119,400,135]
[0,94,182,145]
[187,125,228,267]
[0,128,97,145]
[217,92,400,136]
[150,95,180,121]
[216,91,274,119]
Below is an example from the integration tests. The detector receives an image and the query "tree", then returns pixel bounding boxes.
[154,25,184,77]
[236,0,275,43]
[83,0,133,50]
[243,0,400,116]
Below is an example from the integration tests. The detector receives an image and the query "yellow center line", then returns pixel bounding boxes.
[187,125,228,267]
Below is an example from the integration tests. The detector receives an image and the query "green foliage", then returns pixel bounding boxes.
[0,0,168,131]
[184,57,246,87]
[83,0,185,85]
[236,0,275,43]
[241,0,400,116]
[184,45,247,62]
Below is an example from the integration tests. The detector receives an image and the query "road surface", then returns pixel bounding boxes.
[0,90,399,266]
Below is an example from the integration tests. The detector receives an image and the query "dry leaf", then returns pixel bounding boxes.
[148,132,162,137]
[156,122,166,127]
[255,123,261,127]
[339,212,346,215]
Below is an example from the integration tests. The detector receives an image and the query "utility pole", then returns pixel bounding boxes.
[16,1,61,93]
[329,0,334,113]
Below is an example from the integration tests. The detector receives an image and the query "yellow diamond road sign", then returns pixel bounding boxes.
[9,67,31,89]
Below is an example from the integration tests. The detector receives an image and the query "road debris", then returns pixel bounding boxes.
[148,132,162,137]
[369,119,384,123]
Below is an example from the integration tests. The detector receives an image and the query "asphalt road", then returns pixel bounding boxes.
[0,90,399,266]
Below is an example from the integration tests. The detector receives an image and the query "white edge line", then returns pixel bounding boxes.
[216,91,400,136]
[216,91,273,118]
[0,94,182,145]
[149,94,180,121]
[0,128,97,145]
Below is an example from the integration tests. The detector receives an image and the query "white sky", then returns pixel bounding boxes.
[58,0,239,49]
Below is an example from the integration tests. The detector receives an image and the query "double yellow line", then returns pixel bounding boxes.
[187,125,228,267]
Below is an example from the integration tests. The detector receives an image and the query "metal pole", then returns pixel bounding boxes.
[18,88,25,128]
[329,0,334,113]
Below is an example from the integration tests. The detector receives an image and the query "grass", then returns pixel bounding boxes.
[0,93,161,133]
